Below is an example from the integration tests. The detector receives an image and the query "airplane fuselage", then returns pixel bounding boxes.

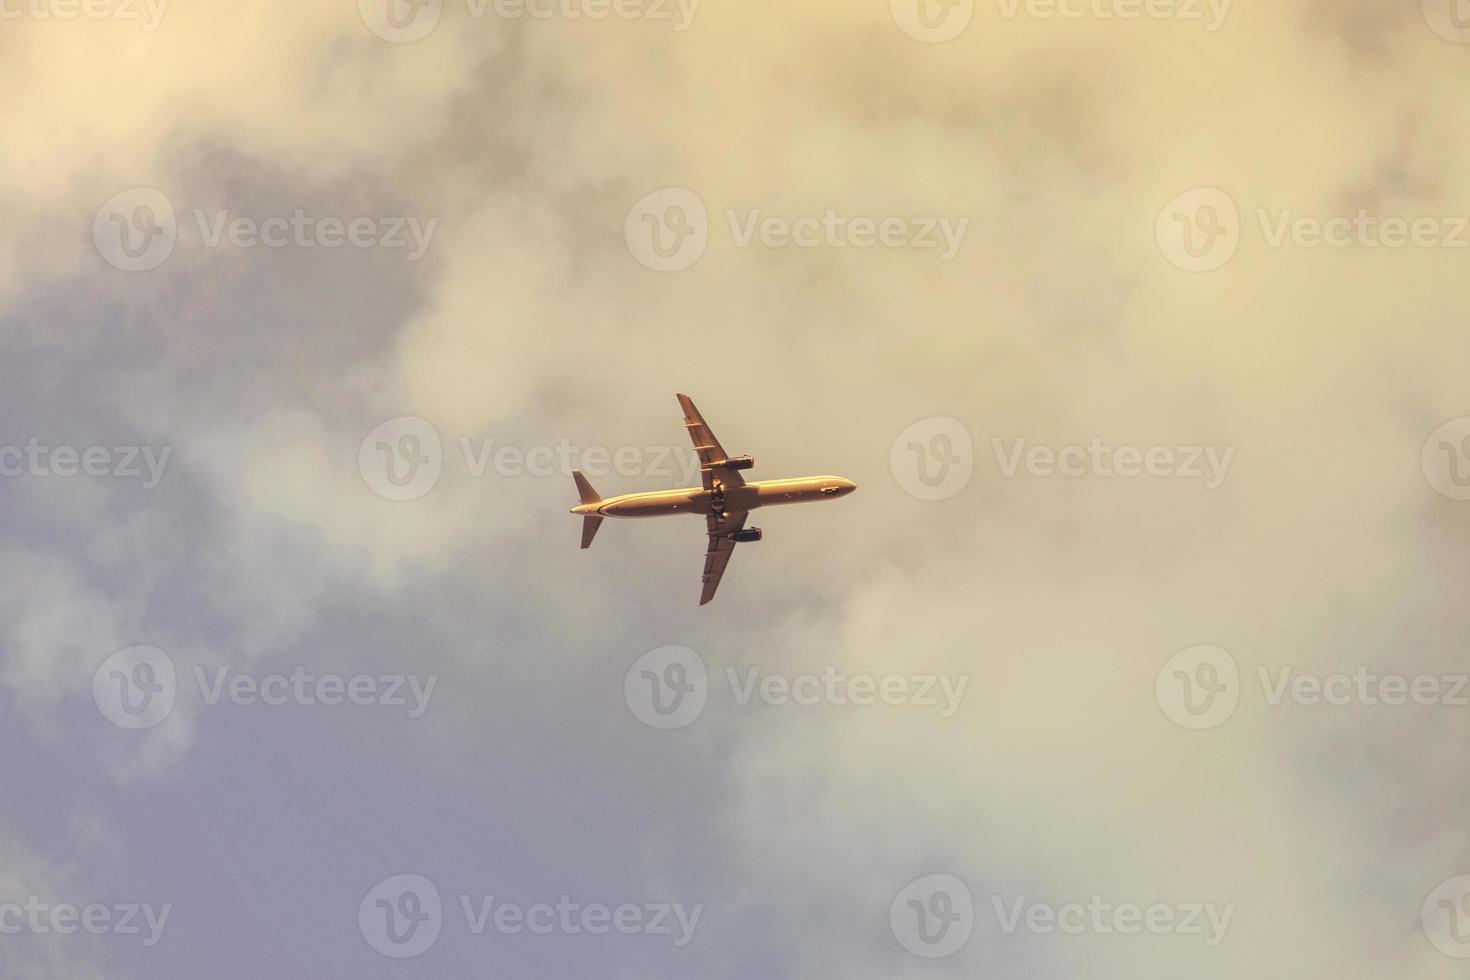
[571,475,857,519]
[572,392,857,603]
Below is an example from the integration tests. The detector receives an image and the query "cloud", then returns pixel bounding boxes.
[2,1,1469,976]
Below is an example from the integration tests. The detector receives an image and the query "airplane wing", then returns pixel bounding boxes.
[701,509,747,606]
[677,393,745,491]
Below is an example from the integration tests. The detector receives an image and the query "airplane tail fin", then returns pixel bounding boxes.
[573,471,603,549]
[572,470,601,506]
[580,515,604,550]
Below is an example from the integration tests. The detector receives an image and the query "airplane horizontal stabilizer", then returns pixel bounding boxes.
[572,470,602,505]
[581,516,603,550]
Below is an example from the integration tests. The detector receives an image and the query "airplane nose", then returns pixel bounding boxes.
[843,479,858,494]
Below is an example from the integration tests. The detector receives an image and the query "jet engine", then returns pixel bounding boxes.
[731,528,763,543]
[722,455,755,470]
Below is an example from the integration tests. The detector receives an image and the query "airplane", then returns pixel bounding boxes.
[571,393,857,605]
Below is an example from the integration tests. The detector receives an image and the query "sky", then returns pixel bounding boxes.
[3,0,1470,977]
